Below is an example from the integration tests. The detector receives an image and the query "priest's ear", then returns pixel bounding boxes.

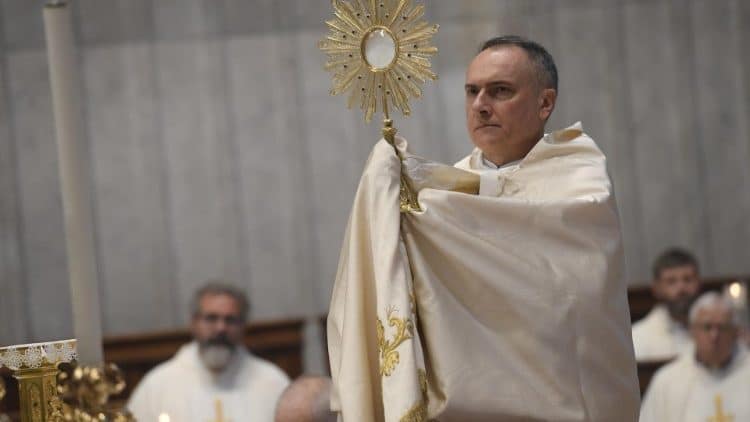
[538,88,557,121]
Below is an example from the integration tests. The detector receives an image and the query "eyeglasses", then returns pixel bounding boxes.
[197,313,243,327]
[692,323,735,334]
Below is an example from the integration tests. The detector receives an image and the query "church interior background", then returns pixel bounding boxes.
[0,0,748,383]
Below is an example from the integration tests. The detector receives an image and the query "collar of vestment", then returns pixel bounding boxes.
[651,304,690,335]
[465,121,585,172]
[455,122,609,198]
[175,341,251,388]
[692,343,749,378]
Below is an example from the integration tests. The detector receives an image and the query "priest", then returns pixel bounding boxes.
[127,282,290,421]
[639,292,750,421]
[327,36,640,421]
[632,248,702,361]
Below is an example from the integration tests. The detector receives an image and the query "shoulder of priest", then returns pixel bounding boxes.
[455,122,611,201]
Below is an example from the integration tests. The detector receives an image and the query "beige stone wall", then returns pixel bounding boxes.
[1,1,748,356]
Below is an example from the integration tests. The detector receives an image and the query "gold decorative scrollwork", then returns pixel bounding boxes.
[45,378,63,420]
[57,362,134,421]
[320,0,438,123]
[399,369,428,422]
[377,307,415,376]
[29,384,43,422]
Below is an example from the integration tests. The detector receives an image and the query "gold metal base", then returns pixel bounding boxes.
[57,363,133,422]
[13,364,64,422]
[382,119,421,213]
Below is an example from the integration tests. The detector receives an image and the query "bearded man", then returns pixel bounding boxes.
[128,282,289,421]
[632,248,702,361]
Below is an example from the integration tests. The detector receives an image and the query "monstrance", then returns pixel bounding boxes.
[319,0,438,211]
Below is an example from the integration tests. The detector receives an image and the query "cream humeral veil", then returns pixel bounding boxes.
[327,123,641,421]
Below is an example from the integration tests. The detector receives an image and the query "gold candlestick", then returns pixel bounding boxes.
[0,340,77,422]
[56,362,134,422]
[320,0,439,213]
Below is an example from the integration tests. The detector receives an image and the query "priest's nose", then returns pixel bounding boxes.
[471,91,492,118]
[215,320,229,333]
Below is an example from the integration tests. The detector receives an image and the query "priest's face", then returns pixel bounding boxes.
[653,264,701,323]
[191,293,245,370]
[465,46,556,166]
[690,306,737,368]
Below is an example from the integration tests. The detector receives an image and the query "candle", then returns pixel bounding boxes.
[42,2,104,365]
[159,413,171,422]
[728,282,746,305]
[725,281,749,329]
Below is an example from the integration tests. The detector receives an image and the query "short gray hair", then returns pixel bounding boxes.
[190,280,250,322]
[688,292,739,325]
[479,35,558,91]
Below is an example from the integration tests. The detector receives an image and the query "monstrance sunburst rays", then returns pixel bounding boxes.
[319,0,438,123]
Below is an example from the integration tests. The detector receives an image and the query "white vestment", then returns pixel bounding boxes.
[640,345,750,422]
[127,342,289,422]
[328,123,640,421]
[632,305,692,362]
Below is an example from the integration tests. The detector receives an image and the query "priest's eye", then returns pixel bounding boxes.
[490,86,512,97]
[465,86,479,96]
[199,313,241,326]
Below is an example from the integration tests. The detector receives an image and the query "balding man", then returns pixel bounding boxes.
[329,35,639,420]
[640,292,750,421]
[275,375,336,422]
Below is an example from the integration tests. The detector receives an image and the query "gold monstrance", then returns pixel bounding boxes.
[319,0,438,211]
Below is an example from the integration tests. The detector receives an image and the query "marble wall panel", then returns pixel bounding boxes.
[661,0,714,274]
[434,0,519,22]
[76,0,153,46]
[2,0,750,349]
[1,0,47,51]
[153,0,224,42]
[295,28,367,312]
[690,0,750,274]
[5,49,73,341]
[0,36,29,345]
[273,0,332,33]
[225,34,312,319]
[622,1,710,275]
[154,38,248,325]
[554,3,647,281]
[735,0,750,191]
[81,43,176,334]
[222,0,276,37]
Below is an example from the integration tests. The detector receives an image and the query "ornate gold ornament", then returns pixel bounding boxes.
[56,362,134,422]
[320,0,439,212]
[709,395,734,422]
[319,0,438,123]
[0,340,77,422]
[399,369,428,422]
[377,307,415,376]
[0,341,133,422]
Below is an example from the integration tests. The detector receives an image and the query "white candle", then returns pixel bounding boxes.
[728,282,747,306]
[158,413,171,422]
[42,2,104,365]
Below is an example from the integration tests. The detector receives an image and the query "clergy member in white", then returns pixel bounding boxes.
[128,282,290,421]
[632,248,702,361]
[640,292,750,422]
[328,36,640,421]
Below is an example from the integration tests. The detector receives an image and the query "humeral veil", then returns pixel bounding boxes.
[327,123,641,421]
